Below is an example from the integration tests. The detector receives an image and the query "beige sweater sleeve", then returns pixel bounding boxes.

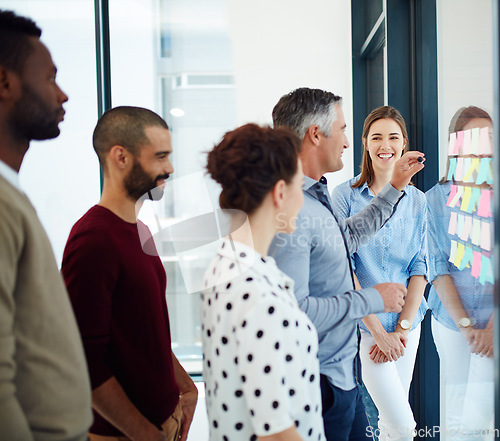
[0,200,35,441]
[0,178,92,441]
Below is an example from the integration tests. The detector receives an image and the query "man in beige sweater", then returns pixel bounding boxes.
[0,9,92,440]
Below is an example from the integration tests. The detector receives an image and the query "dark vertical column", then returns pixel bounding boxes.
[413,0,439,192]
[94,0,112,190]
[351,0,367,176]
[386,0,438,192]
[386,1,440,439]
[386,0,412,140]
[408,2,440,439]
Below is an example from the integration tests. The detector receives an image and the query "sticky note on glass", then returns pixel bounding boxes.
[446,185,457,207]
[481,221,491,251]
[460,187,472,212]
[471,250,482,278]
[468,188,481,213]
[456,157,465,181]
[447,158,457,181]
[454,131,464,155]
[479,254,494,285]
[448,211,458,235]
[478,127,493,155]
[458,245,473,270]
[449,240,458,264]
[456,213,465,237]
[463,158,480,182]
[448,132,457,155]
[454,242,465,268]
[462,129,472,154]
[476,157,493,185]
[463,158,474,183]
[471,218,481,246]
[446,185,464,208]
[470,128,480,154]
[477,189,492,218]
[460,214,473,241]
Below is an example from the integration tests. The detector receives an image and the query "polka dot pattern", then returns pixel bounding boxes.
[201,238,325,441]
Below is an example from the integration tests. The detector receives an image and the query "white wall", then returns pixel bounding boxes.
[437,0,494,178]
[0,0,100,264]
[228,0,354,192]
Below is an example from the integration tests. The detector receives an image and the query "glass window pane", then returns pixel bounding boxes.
[109,0,356,383]
[367,48,385,111]
[365,0,383,36]
[3,0,100,265]
[433,0,495,437]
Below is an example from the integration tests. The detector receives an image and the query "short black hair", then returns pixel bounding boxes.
[0,10,42,74]
[93,106,169,170]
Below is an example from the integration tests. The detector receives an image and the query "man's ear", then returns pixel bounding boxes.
[107,145,131,171]
[271,179,286,209]
[0,66,20,101]
[306,125,321,147]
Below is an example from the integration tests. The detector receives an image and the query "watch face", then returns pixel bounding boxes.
[459,317,471,328]
[399,319,411,330]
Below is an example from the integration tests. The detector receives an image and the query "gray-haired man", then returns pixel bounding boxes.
[269,87,424,441]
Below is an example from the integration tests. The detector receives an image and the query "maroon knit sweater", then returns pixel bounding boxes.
[62,205,180,436]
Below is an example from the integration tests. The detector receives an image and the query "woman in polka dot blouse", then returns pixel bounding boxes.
[331,106,428,441]
[202,124,325,441]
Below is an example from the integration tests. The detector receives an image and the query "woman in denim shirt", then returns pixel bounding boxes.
[426,106,494,440]
[331,106,428,441]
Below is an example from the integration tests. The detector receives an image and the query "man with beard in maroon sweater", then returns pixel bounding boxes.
[62,106,197,441]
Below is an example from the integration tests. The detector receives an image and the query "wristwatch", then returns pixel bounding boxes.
[458,317,476,328]
[397,319,411,330]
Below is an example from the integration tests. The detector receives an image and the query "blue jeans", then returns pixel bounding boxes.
[320,375,371,441]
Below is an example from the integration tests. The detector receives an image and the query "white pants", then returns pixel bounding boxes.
[360,324,421,441]
[431,317,494,441]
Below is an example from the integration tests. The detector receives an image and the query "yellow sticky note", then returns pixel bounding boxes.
[460,187,472,212]
[454,242,465,268]
[462,158,480,182]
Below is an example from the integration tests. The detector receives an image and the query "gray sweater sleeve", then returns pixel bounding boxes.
[297,287,385,335]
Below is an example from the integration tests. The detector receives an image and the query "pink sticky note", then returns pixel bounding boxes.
[462,129,472,154]
[460,214,473,241]
[448,132,457,155]
[447,185,464,208]
[481,221,491,251]
[454,131,464,155]
[478,127,493,155]
[470,128,480,154]
[471,251,482,278]
[448,212,458,235]
[446,185,457,207]
[477,189,492,218]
